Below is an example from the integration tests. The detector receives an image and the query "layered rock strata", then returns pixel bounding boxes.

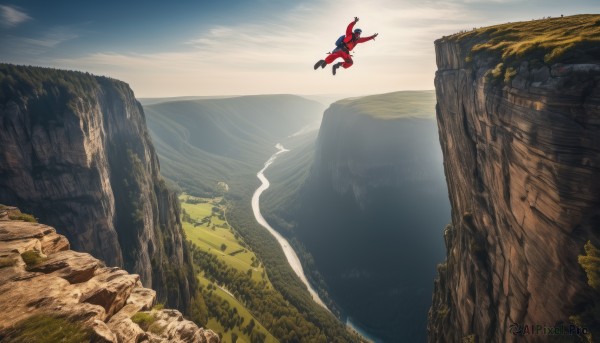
[0,206,218,343]
[428,18,600,343]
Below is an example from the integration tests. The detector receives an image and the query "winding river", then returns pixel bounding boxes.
[251,143,329,310]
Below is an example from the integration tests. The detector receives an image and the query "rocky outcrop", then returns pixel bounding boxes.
[428,16,600,342]
[0,207,218,343]
[0,64,196,311]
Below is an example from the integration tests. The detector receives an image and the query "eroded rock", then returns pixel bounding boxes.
[0,214,218,342]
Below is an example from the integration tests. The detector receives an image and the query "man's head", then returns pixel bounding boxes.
[354,28,362,37]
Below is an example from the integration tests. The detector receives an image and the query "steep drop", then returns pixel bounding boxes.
[428,14,600,343]
[0,64,196,312]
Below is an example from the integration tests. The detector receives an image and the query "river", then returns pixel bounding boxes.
[251,143,329,310]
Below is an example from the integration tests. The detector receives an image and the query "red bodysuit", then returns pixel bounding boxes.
[324,20,376,69]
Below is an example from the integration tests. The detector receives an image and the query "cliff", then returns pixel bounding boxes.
[429,15,600,342]
[312,91,445,209]
[0,206,218,342]
[263,91,451,342]
[0,64,196,312]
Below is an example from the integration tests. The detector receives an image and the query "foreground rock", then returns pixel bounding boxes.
[0,208,219,343]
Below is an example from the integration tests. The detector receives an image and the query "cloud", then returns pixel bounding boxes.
[50,0,586,97]
[0,5,31,28]
[1,27,79,63]
[51,0,479,96]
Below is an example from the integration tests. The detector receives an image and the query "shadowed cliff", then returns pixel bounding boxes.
[0,64,196,313]
[263,91,451,342]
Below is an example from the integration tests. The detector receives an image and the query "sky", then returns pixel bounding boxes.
[1,0,599,97]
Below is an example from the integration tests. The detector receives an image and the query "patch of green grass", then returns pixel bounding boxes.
[0,257,16,268]
[491,63,504,79]
[462,334,476,343]
[181,202,214,221]
[8,212,37,223]
[450,14,600,64]
[180,196,269,284]
[20,250,46,267]
[152,303,165,311]
[131,312,156,331]
[504,67,517,83]
[437,304,449,318]
[148,322,166,335]
[198,275,278,343]
[579,241,600,290]
[334,90,436,120]
[1,314,91,343]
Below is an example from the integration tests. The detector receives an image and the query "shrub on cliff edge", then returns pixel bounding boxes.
[579,241,600,290]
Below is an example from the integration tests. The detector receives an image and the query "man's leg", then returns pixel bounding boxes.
[324,51,344,65]
[342,54,354,68]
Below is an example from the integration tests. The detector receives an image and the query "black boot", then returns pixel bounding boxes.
[332,62,343,75]
[314,60,326,70]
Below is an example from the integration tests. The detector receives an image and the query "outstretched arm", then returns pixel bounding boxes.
[357,33,378,43]
[346,17,359,36]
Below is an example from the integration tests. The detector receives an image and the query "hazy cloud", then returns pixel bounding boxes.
[0,5,31,28]
[1,27,79,62]
[47,0,600,97]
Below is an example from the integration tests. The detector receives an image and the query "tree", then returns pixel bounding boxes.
[220,243,227,252]
[189,290,209,326]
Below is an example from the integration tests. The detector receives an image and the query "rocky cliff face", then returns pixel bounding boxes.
[429,16,600,342]
[0,64,196,312]
[0,206,218,342]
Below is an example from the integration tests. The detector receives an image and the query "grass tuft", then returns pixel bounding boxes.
[21,250,46,267]
[448,14,600,64]
[1,314,91,343]
[8,212,37,223]
[131,312,157,331]
[579,241,600,290]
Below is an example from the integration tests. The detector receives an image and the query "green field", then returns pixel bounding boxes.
[181,195,269,285]
[197,275,278,343]
[181,194,278,342]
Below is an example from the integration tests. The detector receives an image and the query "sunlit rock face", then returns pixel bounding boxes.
[0,207,219,343]
[429,27,600,343]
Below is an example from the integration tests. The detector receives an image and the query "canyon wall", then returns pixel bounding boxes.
[429,16,600,342]
[0,64,196,312]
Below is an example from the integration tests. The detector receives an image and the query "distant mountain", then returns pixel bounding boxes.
[144,95,324,196]
[262,90,451,342]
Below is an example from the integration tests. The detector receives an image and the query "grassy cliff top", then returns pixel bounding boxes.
[440,14,600,64]
[333,90,436,120]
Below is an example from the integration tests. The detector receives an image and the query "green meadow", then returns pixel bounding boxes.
[181,194,278,342]
[181,195,269,285]
[197,275,278,343]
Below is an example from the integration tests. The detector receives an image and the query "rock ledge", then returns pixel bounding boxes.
[0,206,219,343]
